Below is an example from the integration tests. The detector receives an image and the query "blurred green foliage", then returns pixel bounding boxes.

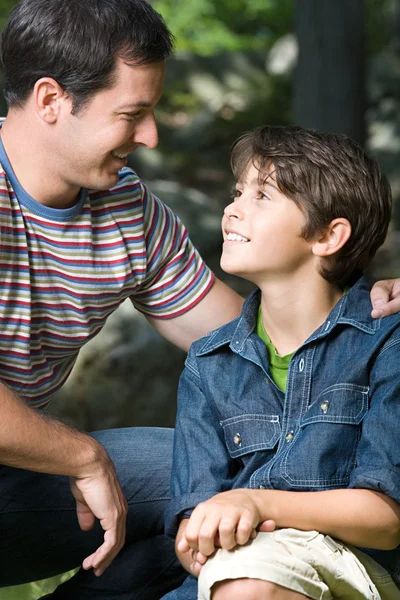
[153,0,293,54]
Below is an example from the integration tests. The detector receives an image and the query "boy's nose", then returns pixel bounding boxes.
[224,202,242,220]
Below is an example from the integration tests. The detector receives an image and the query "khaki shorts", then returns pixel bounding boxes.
[198,529,400,600]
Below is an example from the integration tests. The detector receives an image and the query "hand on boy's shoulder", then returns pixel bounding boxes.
[370,278,400,318]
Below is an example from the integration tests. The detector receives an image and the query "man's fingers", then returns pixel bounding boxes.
[371,298,400,318]
[370,279,400,318]
[75,498,96,531]
[83,528,124,576]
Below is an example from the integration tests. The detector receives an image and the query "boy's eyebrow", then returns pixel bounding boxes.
[249,173,278,190]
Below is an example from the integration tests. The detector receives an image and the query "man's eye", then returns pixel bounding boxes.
[124,111,142,120]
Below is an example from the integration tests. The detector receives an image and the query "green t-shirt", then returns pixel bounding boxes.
[256,289,349,392]
[256,306,293,392]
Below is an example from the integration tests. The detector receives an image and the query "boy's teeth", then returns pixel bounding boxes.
[227,232,249,242]
[112,151,129,159]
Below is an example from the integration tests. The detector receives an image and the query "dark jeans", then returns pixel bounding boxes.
[0,427,186,599]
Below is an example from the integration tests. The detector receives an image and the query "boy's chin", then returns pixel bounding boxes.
[220,261,250,281]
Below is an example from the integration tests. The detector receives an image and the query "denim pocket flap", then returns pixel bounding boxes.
[221,414,280,458]
[301,384,369,427]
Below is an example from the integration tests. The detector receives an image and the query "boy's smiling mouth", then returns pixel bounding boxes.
[226,232,249,243]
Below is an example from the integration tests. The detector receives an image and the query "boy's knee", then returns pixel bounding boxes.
[211,578,281,600]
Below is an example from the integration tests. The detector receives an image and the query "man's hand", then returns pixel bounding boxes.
[178,489,275,557]
[70,457,128,577]
[371,279,400,318]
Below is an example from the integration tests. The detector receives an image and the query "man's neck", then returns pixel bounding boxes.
[258,270,344,356]
[1,112,80,209]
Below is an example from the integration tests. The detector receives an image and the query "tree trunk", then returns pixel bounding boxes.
[293,0,366,145]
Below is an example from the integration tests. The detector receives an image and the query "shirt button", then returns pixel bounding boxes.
[285,431,294,442]
[320,400,330,413]
[259,485,266,489]
[233,433,242,446]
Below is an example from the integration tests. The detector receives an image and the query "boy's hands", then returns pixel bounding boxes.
[178,489,275,558]
[371,278,400,318]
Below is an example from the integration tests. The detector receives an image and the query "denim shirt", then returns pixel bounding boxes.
[165,277,400,581]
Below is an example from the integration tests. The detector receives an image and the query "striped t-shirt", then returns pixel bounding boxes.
[0,139,214,409]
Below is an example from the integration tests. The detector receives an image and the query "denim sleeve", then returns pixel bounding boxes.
[349,337,400,503]
[165,356,232,538]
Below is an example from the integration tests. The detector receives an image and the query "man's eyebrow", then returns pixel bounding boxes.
[116,101,153,110]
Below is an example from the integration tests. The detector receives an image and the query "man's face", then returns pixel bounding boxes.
[55,58,166,193]
[221,162,315,286]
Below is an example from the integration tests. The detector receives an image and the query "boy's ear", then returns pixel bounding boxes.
[33,78,70,123]
[312,218,352,257]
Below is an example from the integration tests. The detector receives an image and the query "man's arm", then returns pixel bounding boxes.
[0,381,127,576]
[371,278,400,318]
[147,278,244,351]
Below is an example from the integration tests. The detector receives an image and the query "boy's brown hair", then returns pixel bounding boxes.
[230,125,392,287]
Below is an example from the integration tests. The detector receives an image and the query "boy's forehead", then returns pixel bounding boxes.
[238,161,276,185]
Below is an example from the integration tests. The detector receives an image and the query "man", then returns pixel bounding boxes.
[0,1,243,598]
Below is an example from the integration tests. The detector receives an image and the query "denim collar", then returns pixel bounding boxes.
[197,276,379,356]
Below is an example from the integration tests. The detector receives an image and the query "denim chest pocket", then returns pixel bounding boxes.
[282,384,369,488]
[221,414,281,458]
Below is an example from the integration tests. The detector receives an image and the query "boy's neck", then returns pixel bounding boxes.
[258,270,344,356]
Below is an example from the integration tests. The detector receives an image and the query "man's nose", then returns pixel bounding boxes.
[134,113,159,149]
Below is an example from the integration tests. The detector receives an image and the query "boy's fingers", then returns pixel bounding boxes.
[217,517,237,550]
[177,536,190,553]
[258,519,276,532]
[235,514,257,546]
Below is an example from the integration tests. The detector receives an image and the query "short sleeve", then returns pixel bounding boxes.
[131,181,214,319]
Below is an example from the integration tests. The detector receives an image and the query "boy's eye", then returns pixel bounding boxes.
[230,187,242,199]
[256,191,270,201]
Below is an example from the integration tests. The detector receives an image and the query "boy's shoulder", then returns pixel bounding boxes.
[188,288,261,359]
[188,316,241,358]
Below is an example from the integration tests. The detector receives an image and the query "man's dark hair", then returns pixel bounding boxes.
[1,0,174,113]
[230,125,392,288]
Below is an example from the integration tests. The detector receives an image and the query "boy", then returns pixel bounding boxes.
[164,125,400,599]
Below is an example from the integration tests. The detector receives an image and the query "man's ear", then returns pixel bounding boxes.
[312,218,352,257]
[33,78,70,123]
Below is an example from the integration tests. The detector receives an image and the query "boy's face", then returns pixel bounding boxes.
[52,58,165,194]
[221,162,315,285]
